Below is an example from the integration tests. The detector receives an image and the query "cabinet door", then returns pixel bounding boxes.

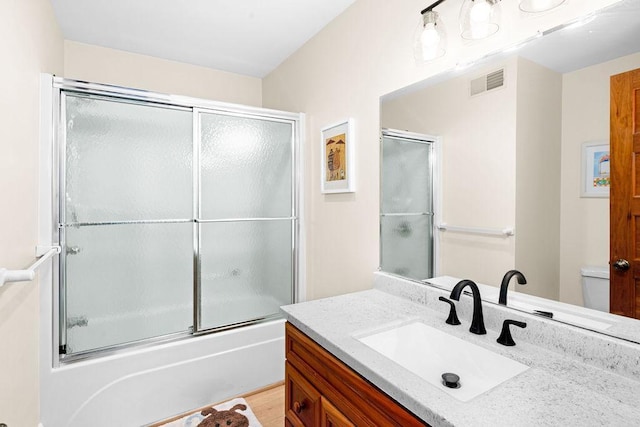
[321,397,355,427]
[286,362,321,426]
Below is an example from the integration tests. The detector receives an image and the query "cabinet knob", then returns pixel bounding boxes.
[293,400,306,414]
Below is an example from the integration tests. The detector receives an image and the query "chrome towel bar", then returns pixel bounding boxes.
[0,245,61,287]
[437,223,514,237]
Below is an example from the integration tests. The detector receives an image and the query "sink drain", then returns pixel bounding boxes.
[441,372,461,389]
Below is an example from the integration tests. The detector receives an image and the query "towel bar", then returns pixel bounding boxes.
[0,245,61,287]
[437,223,514,237]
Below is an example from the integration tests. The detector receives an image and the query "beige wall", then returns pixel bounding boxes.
[559,52,640,305]
[64,41,263,107]
[0,0,64,425]
[381,58,518,285]
[263,0,620,300]
[515,57,562,300]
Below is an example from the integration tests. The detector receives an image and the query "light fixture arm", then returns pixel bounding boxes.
[421,0,448,15]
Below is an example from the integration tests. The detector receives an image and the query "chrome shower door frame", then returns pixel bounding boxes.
[192,107,300,334]
[51,77,302,362]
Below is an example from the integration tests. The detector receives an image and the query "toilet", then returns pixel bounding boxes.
[580,266,610,312]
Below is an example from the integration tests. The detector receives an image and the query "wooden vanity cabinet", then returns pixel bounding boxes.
[285,322,428,427]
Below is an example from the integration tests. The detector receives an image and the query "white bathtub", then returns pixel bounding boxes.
[39,319,285,427]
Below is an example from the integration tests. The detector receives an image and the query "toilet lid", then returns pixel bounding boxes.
[580,266,609,279]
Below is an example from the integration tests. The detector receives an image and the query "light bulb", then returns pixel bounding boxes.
[470,0,492,39]
[421,24,441,60]
[470,1,492,23]
[421,23,441,47]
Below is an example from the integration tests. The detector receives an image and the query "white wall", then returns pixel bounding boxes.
[65,41,263,107]
[0,0,63,425]
[559,52,640,305]
[263,0,620,300]
[381,58,518,285]
[515,57,562,300]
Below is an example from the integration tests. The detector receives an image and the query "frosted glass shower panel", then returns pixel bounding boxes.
[199,220,293,330]
[381,215,433,280]
[382,136,432,214]
[64,223,193,354]
[64,95,193,222]
[200,113,293,219]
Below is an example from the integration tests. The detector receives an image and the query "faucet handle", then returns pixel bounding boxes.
[438,296,461,326]
[497,319,527,346]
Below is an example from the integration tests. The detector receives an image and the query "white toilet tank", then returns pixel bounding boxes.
[581,266,610,312]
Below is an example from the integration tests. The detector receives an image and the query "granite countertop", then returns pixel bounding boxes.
[280,274,640,427]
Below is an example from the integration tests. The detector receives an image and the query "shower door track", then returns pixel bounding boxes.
[51,76,303,364]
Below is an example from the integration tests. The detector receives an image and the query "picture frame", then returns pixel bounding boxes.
[581,141,610,198]
[321,119,355,193]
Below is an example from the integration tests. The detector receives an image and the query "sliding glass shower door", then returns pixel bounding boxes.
[198,112,294,330]
[62,94,194,354]
[57,82,299,358]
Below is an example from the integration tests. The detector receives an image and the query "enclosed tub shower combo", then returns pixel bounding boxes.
[37,75,303,426]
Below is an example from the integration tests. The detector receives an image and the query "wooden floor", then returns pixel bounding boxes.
[153,383,284,426]
[245,383,285,427]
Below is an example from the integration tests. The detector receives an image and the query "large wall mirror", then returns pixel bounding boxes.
[380,0,640,343]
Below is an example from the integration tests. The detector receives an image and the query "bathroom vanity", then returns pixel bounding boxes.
[285,322,424,426]
[281,272,640,426]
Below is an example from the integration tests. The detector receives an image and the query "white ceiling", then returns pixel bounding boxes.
[50,0,356,78]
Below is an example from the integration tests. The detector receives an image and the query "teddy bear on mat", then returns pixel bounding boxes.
[197,403,250,427]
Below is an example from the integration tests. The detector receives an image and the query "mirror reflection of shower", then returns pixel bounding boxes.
[380,129,437,280]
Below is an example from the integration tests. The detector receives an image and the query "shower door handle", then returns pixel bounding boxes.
[66,246,82,255]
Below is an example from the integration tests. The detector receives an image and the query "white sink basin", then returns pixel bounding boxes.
[357,321,529,402]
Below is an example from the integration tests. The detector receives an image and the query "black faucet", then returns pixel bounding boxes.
[449,280,486,335]
[499,270,527,306]
[497,320,527,346]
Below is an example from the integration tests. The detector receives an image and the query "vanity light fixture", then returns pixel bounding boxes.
[459,0,502,40]
[519,0,566,13]
[416,1,448,62]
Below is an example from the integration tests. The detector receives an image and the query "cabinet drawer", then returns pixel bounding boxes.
[286,361,321,426]
[321,397,355,427]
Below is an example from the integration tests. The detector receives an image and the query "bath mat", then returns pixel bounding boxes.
[162,397,263,427]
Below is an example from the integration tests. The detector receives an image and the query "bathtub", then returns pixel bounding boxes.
[39,318,285,427]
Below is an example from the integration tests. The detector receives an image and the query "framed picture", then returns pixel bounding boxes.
[581,141,610,198]
[321,119,354,193]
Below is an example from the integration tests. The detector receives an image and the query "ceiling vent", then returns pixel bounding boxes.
[470,69,505,96]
